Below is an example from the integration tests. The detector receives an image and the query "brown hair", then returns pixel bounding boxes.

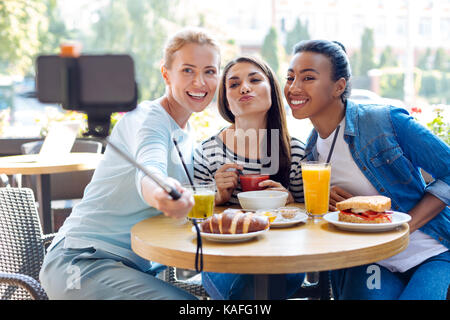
[217,56,292,189]
[163,27,221,69]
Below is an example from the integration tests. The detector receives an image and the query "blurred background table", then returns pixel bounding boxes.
[0,153,102,233]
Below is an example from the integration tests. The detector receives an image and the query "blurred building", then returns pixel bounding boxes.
[179,0,450,60]
[274,0,450,57]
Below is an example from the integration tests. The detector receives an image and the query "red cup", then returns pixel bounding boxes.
[239,174,270,192]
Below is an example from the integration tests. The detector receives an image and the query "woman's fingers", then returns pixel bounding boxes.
[154,186,194,219]
[215,171,239,180]
[333,186,353,199]
[216,163,243,174]
[258,179,281,188]
[329,186,353,211]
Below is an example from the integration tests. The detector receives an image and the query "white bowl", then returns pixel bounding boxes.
[237,190,288,210]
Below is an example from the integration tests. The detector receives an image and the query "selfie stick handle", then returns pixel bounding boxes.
[103,138,182,200]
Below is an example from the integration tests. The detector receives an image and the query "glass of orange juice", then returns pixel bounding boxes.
[183,182,216,220]
[301,161,331,218]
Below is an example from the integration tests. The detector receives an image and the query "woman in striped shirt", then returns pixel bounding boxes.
[194,56,306,300]
[194,56,307,206]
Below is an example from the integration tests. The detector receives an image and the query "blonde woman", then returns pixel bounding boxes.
[39,28,221,300]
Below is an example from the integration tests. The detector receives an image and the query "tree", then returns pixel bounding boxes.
[85,0,178,100]
[350,51,361,77]
[359,28,375,76]
[0,0,48,76]
[417,48,432,70]
[261,26,284,76]
[284,18,310,55]
[433,48,450,71]
[38,0,74,57]
[378,46,398,68]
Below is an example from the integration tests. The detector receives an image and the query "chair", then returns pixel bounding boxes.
[21,139,103,231]
[291,271,333,300]
[0,138,42,188]
[0,174,10,187]
[0,187,55,300]
[164,267,210,299]
[164,267,332,300]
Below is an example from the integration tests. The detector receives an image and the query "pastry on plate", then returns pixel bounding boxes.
[200,211,269,234]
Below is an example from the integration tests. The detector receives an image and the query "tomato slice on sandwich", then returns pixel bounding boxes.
[341,209,392,222]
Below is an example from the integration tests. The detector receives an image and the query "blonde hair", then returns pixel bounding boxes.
[163,27,221,69]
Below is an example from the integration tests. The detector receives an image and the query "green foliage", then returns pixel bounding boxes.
[83,0,177,101]
[0,0,47,76]
[261,27,282,75]
[419,71,450,104]
[359,28,375,76]
[350,28,376,77]
[419,71,441,98]
[284,18,310,55]
[34,107,87,137]
[417,48,432,70]
[379,72,404,100]
[427,108,450,145]
[38,0,73,56]
[349,51,361,77]
[0,108,10,136]
[433,48,449,71]
[189,105,227,142]
[417,47,450,72]
[378,46,397,68]
[379,68,450,104]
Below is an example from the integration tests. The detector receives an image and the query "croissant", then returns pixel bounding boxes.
[200,211,269,234]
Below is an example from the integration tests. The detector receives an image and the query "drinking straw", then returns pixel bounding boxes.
[172,138,203,272]
[326,125,340,163]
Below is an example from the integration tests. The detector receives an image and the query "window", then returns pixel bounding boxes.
[397,17,407,36]
[441,18,450,40]
[419,17,432,37]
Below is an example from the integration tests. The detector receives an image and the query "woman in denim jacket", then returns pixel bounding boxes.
[284,39,449,299]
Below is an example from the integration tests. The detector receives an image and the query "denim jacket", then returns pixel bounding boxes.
[304,100,450,249]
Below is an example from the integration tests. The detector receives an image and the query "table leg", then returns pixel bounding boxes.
[36,174,52,234]
[254,274,269,300]
[254,274,287,300]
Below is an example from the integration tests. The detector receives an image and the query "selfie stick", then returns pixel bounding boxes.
[103,137,182,200]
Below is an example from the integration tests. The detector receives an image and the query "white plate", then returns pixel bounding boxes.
[323,211,411,232]
[271,212,309,228]
[191,226,269,243]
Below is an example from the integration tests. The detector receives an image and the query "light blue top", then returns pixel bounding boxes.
[48,98,194,272]
[305,100,450,249]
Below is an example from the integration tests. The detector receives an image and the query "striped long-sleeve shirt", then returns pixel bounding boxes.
[193,131,307,205]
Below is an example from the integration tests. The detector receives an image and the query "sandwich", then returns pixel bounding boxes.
[336,196,392,224]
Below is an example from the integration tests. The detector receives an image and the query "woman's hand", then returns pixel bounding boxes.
[214,163,243,205]
[258,179,295,204]
[142,176,194,219]
[329,186,353,211]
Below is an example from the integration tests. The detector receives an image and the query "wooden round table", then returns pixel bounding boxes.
[0,153,102,175]
[131,204,409,298]
[0,153,102,233]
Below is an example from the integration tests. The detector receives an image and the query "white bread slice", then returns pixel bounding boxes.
[336,196,391,213]
[338,211,391,224]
